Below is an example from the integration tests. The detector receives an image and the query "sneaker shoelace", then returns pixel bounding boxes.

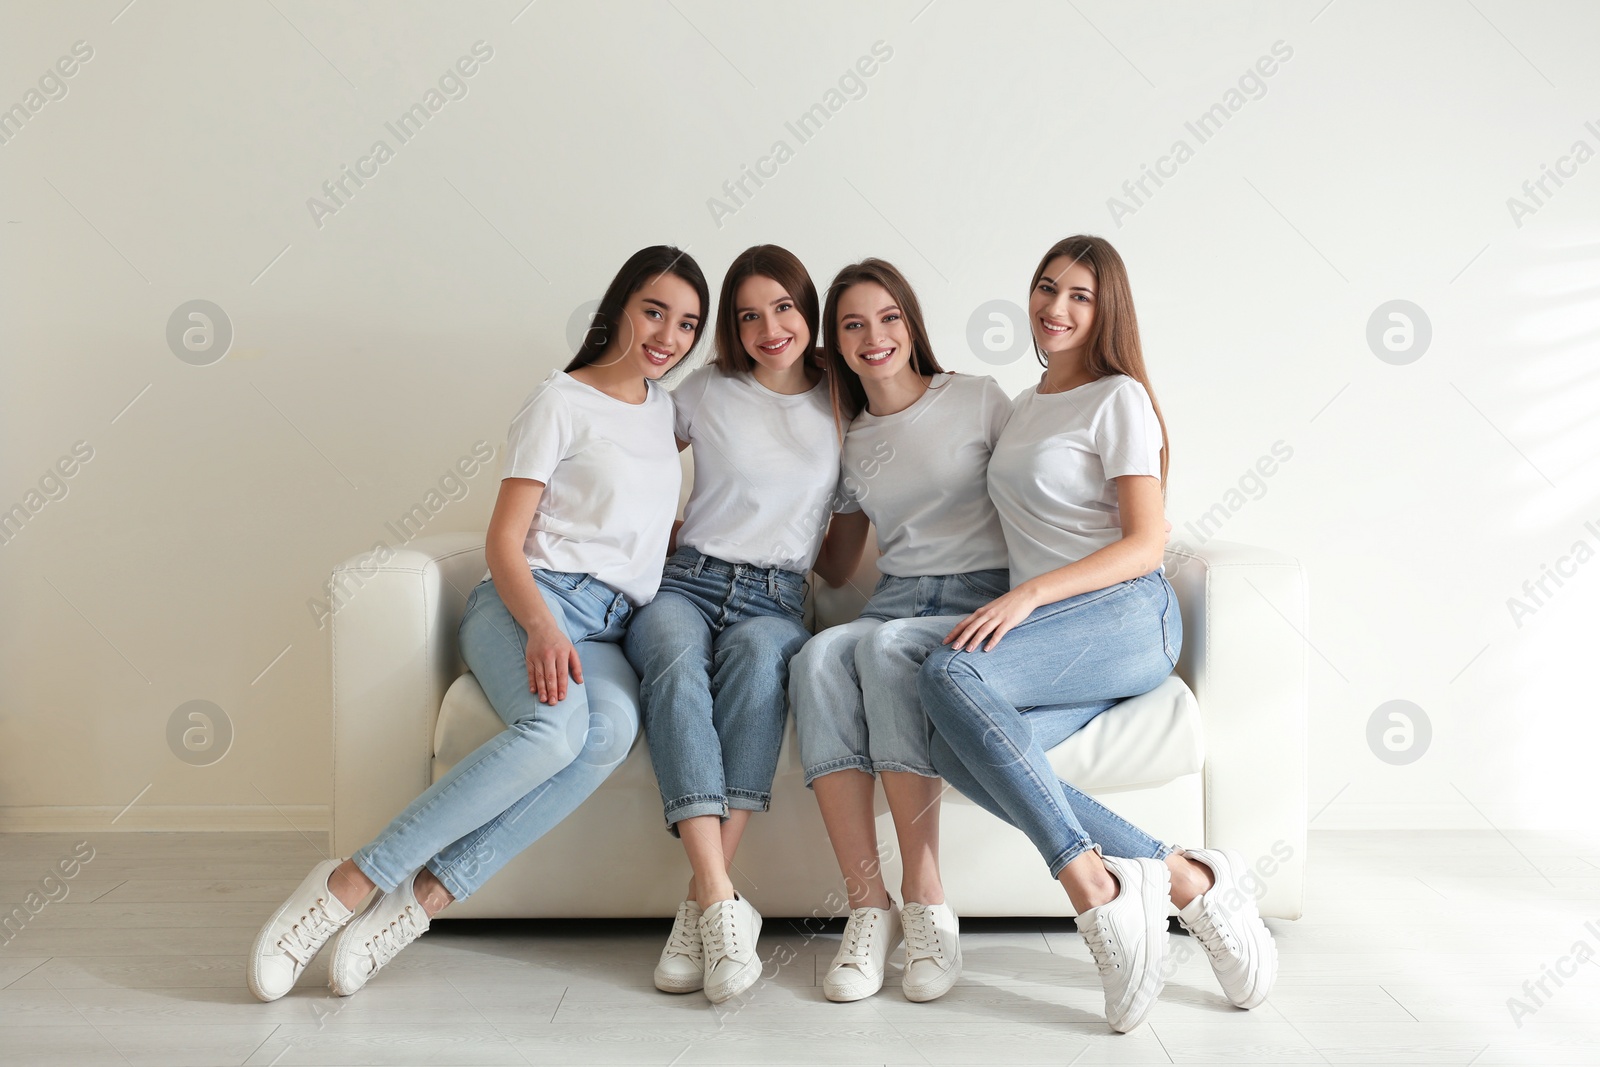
[277,897,342,967]
[362,904,425,972]
[1183,897,1238,960]
[702,906,742,964]
[900,904,942,962]
[1080,916,1120,981]
[837,908,880,965]
[665,907,703,962]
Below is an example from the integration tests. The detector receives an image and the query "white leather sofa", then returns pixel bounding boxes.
[331,525,1307,921]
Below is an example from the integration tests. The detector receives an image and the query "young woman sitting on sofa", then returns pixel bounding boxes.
[624,244,867,1005]
[918,235,1279,1033]
[246,245,707,1002]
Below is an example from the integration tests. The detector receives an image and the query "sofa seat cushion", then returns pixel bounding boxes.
[1040,675,1203,793]
[435,664,1202,795]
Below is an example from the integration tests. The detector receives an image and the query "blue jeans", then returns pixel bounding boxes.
[919,571,1182,878]
[623,547,811,832]
[352,570,638,901]
[791,569,1010,785]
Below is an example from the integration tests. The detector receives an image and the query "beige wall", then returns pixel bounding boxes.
[2,0,1597,836]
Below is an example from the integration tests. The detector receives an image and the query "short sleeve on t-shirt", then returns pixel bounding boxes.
[672,364,715,442]
[501,381,573,485]
[980,376,1014,447]
[1094,379,1162,480]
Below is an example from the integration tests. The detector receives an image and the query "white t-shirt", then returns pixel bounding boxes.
[836,372,1012,577]
[673,365,842,573]
[987,373,1163,586]
[496,370,681,605]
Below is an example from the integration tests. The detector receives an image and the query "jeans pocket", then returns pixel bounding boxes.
[1158,575,1181,666]
[955,569,1009,600]
[775,575,809,618]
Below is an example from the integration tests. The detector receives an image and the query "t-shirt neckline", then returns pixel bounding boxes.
[739,368,826,402]
[860,372,950,424]
[559,369,655,407]
[1032,373,1120,399]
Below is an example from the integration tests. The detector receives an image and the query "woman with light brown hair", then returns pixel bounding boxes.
[791,257,1015,1005]
[624,244,866,1004]
[919,235,1277,1032]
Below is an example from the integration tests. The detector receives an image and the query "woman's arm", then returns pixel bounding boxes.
[665,436,690,554]
[812,510,872,588]
[485,477,581,705]
[944,474,1165,652]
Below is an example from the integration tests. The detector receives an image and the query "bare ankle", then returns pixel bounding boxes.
[695,878,735,910]
[1059,853,1118,912]
[1168,854,1214,910]
[844,877,892,912]
[413,869,455,918]
[328,860,374,911]
[1082,871,1118,911]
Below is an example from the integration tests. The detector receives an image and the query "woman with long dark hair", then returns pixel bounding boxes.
[920,235,1277,1032]
[247,246,709,1002]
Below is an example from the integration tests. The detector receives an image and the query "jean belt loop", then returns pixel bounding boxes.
[692,551,706,578]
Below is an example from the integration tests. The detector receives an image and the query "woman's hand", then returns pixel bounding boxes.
[943,585,1041,652]
[524,619,583,705]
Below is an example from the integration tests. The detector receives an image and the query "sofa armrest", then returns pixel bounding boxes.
[331,534,487,858]
[1164,540,1308,920]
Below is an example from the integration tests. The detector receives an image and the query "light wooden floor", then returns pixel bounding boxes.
[0,829,1596,1066]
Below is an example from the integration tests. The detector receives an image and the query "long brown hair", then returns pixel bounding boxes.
[712,245,821,378]
[822,258,945,426]
[1031,236,1169,486]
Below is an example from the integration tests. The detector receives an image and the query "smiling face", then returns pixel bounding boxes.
[834,281,916,383]
[735,274,811,374]
[606,272,702,379]
[1029,255,1097,357]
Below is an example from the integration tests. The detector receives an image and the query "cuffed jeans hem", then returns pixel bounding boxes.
[871,759,938,778]
[726,788,771,813]
[1047,838,1100,880]
[803,755,873,789]
[425,860,473,905]
[664,795,729,834]
[349,852,403,896]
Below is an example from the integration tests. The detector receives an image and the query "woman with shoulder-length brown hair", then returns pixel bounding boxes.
[918,235,1277,1034]
[624,244,867,1005]
[790,257,1017,1006]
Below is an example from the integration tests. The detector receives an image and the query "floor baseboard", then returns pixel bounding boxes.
[0,805,330,833]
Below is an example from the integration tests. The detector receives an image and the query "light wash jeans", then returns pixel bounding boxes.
[791,568,1010,785]
[352,569,638,901]
[623,547,810,832]
[919,570,1182,878]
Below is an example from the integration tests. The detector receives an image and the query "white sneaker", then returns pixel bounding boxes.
[900,901,961,1002]
[699,895,762,1004]
[1177,847,1278,1009]
[655,900,705,994]
[823,904,902,1003]
[1077,855,1170,1033]
[247,858,358,1002]
[327,870,431,997]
